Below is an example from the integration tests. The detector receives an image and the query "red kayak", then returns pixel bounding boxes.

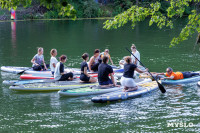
[20,73,98,80]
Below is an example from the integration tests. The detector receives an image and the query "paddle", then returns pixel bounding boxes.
[17,67,33,75]
[126,47,166,93]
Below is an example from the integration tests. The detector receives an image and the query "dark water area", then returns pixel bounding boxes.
[0,19,200,132]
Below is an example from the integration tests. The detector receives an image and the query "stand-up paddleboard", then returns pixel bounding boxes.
[91,80,158,103]
[3,79,56,86]
[20,73,98,80]
[58,78,152,97]
[9,80,98,91]
[161,75,200,85]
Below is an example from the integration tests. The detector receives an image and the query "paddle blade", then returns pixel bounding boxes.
[157,82,166,93]
[17,70,25,75]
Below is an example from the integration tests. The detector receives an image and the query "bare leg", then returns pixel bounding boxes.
[125,86,138,92]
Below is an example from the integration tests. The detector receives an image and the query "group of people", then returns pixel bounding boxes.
[30,44,200,92]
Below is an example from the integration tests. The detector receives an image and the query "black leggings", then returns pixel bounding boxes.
[33,64,49,71]
[182,72,199,78]
[58,72,73,81]
[91,63,100,72]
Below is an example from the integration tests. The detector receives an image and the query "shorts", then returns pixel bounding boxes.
[99,79,113,85]
[80,74,90,82]
[120,76,137,87]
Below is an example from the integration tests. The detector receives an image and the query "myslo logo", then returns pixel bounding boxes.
[167,122,194,127]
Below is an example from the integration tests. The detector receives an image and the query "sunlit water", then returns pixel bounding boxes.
[0,19,200,132]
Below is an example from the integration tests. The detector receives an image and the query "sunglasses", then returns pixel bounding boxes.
[131,47,136,49]
[105,51,109,52]
[166,70,171,73]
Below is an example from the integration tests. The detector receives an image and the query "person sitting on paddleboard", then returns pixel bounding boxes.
[98,55,118,87]
[120,56,148,92]
[100,49,114,66]
[80,53,97,83]
[54,55,73,81]
[50,49,58,76]
[88,49,102,72]
[31,47,48,71]
[156,67,200,80]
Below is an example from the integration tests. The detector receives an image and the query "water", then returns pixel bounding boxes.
[0,19,200,132]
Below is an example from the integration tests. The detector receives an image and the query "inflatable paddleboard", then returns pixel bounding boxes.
[9,80,98,91]
[161,75,200,85]
[91,80,158,103]
[58,78,152,97]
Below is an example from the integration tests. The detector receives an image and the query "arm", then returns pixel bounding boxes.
[83,67,90,77]
[109,57,114,65]
[31,57,38,66]
[88,57,94,72]
[42,59,47,70]
[110,73,116,86]
[135,67,148,73]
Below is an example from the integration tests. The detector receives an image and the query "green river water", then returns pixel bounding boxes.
[0,19,200,132]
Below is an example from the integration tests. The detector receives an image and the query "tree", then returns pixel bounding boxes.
[103,0,200,47]
[0,0,76,19]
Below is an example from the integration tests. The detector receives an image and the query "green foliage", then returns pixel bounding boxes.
[112,0,133,16]
[70,0,100,18]
[104,0,200,47]
[44,10,59,19]
[0,0,76,19]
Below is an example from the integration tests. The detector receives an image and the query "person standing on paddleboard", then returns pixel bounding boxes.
[50,49,58,76]
[80,53,97,83]
[54,55,74,81]
[88,49,102,72]
[31,47,48,71]
[120,56,148,92]
[131,44,140,66]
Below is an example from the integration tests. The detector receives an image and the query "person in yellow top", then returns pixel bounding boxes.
[156,67,200,80]
[100,49,114,65]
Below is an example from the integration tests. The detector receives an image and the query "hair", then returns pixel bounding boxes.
[105,49,109,52]
[37,47,43,53]
[82,53,89,60]
[167,67,173,72]
[102,55,109,63]
[50,49,57,56]
[60,55,67,61]
[124,56,132,64]
[94,49,100,54]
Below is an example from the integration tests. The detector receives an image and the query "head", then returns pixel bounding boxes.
[94,49,100,57]
[102,55,109,64]
[166,67,173,74]
[131,44,136,52]
[82,53,89,61]
[104,49,109,54]
[37,47,43,55]
[124,56,132,64]
[50,49,57,56]
[60,55,67,63]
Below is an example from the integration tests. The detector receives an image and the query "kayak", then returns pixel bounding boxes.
[161,75,200,85]
[9,80,98,91]
[1,66,30,74]
[58,78,152,97]
[91,80,158,103]
[3,79,56,86]
[20,73,98,80]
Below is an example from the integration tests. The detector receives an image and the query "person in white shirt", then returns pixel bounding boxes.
[50,49,58,75]
[131,44,140,66]
[54,55,73,81]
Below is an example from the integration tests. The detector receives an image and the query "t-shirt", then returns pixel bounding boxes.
[123,63,137,78]
[81,61,89,72]
[131,50,140,66]
[98,63,113,83]
[32,54,44,67]
[50,56,58,72]
[165,72,184,80]
[54,62,64,80]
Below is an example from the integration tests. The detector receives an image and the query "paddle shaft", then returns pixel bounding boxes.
[126,47,166,93]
